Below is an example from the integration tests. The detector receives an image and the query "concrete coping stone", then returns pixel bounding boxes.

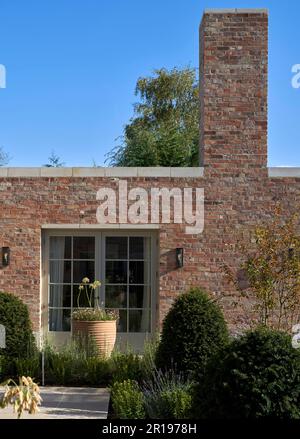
[268,168,300,178]
[203,8,269,14]
[1,167,300,179]
[0,167,204,178]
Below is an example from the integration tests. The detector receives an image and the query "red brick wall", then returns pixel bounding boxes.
[200,10,268,171]
[0,175,299,335]
[0,10,299,336]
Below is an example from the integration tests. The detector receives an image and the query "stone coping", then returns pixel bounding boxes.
[268,168,300,178]
[0,167,299,178]
[204,8,268,14]
[0,167,204,178]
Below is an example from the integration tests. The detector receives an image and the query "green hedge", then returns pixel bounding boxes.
[193,327,300,419]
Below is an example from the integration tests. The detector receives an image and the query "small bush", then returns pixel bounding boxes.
[12,355,40,380]
[111,380,145,419]
[140,335,159,380]
[0,355,5,380]
[44,349,73,385]
[193,327,300,419]
[43,338,111,386]
[143,369,192,419]
[110,350,142,384]
[0,291,36,359]
[156,288,229,377]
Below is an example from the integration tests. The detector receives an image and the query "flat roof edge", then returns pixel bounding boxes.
[0,167,204,178]
[203,8,269,14]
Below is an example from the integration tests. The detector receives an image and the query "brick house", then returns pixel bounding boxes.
[0,9,299,350]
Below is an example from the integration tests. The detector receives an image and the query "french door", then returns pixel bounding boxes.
[42,230,157,351]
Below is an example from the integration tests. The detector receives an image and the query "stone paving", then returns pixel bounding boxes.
[0,386,110,419]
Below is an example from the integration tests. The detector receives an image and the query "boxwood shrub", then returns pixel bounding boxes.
[193,327,300,419]
[0,291,36,359]
[156,288,229,377]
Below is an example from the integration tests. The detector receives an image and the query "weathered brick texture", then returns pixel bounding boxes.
[200,11,268,171]
[0,10,299,336]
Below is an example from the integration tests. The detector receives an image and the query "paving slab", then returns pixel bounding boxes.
[0,386,110,419]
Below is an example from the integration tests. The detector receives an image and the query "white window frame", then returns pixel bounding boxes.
[41,229,158,350]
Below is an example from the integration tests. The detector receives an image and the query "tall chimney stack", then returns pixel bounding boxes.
[199,9,268,172]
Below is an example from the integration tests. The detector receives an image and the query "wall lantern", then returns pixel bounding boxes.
[176,248,184,268]
[2,247,10,267]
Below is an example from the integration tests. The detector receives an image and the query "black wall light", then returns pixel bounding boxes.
[2,247,10,267]
[176,248,184,268]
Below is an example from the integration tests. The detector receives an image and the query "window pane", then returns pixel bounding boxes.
[73,285,96,308]
[129,285,150,308]
[106,261,127,284]
[129,237,144,259]
[129,261,145,284]
[50,261,71,283]
[73,237,95,259]
[73,261,95,283]
[50,236,72,259]
[106,237,127,259]
[116,309,127,332]
[49,285,71,308]
[106,285,127,308]
[129,310,150,333]
[49,309,71,332]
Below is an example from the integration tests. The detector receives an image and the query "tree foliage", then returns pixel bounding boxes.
[106,67,199,167]
[43,150,65,167]
[0,147,10,166]
[223,206,300,330]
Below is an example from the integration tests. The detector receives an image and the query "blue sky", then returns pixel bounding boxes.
[0,0,299,167]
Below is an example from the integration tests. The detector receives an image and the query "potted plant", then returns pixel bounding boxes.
[72,277,118,358]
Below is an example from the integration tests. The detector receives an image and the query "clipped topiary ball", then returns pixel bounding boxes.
[0,291,36,358]
[193,327,300,419]
[156,288,229,376]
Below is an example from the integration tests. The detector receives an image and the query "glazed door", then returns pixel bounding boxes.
[102,233,154,352]
[43,231,156,351]
[44,233,98,347]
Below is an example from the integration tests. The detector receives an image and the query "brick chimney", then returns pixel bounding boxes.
[199,9,268,172]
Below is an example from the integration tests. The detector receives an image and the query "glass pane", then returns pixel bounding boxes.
[106,261,127,284]
[73,285,96,308]
[49,309,71,331]
[49,285,71,308]
[73,261,95,283]
[129,261,145,284]
[129,237,144,260]
[106,285,127,308]
[50,236,71,259]
[129,310,150,333]
[106,237,127,259]
[129,285,150,308]
[73,237,95,259]
[50,261,71,283]
[116,309,127,332]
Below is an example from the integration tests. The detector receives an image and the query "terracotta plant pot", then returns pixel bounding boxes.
[72,320,117,358]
